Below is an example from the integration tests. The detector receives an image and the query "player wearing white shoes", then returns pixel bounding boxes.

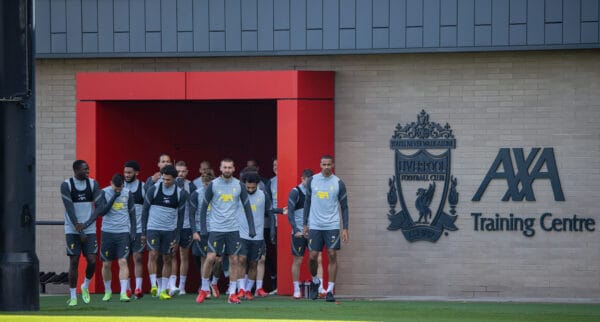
[61,160,104,307]
[123,160,146,299]
[195,158,256,304]
[169,160,196,296]
[142,165,187,300]
[303,155,349,303]
[287,169,313,299]
[84,174,136,302]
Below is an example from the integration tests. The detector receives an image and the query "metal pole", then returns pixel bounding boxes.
[0,0,39,311]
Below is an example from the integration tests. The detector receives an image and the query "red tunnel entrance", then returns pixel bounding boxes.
[75,71,334,296]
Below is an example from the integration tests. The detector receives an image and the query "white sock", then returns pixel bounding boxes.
[136,277,143,290]
[244,274,249,286]
[161,277,169,292]
[327,282,335,293]
[247,280,255,292]
[256,280,263,290]
[169,275,177,290]
[127,278,131,291]
[120,280,128,295]
[179,275,187,289]
[228,281,237,295]
[237,279,245,291]
[319,278,324,286]
[150,274,157,288]
[201,278,210,291]
[82,277,91,289]
[312,276,319,284]
[70,288,77,299]
[211,276,219,285]
[293,281,300,292]
[104,280,111,293]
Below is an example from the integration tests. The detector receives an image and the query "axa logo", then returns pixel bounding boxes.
[472,147,565,202]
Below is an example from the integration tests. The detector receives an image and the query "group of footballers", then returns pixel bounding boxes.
[61,153,349,306]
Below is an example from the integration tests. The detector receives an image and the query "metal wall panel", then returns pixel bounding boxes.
[36,0,600,57]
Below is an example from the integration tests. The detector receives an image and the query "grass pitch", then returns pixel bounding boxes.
[1,294,599,321]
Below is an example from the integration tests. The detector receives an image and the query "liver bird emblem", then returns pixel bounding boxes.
[416,182,436,224]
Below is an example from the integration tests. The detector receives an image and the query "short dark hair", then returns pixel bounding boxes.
[124,160,140,171]
[247,158,259,167]
[240,166,258,182]
[243,171,261,184]
[301,168,314,178]
[72,160,87,171]
[175,160,187,167]
[221,157,234,164]
[111,173,124,187]
[158,153,171,162]
[161,165,178,177]
[321,154,334,162]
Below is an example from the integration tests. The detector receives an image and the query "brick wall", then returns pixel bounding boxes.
[36,50,600,300]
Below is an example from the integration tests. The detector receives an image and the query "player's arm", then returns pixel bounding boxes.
[83,189,120,229]
[240,182,256,238]
[188,190,199,232]
[339,180,349,242]
[60,181,80,230]
[175,188,187,243]
[287,188,300,234]
[143,177,154,192]
[264,193,276,243]
[127,192,136,240]
[142,185,157,236]
[303,177,313,235]
[199,182,214,236]
[189,181,197,193]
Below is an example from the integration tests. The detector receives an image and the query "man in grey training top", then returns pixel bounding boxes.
[304,155,349,303]
[123,160,146,299]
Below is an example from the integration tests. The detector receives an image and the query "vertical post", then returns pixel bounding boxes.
[0,0,39,311]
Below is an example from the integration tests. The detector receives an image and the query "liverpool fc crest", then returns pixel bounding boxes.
[387,110,459,242]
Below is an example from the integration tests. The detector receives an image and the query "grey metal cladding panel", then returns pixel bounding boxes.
[509,24,526,45]
[440,0,457,26]
[146,32,161,51]
[581,0,599,21]
[290,0,307,50]
[563,0,581,43]
[130,0,146,52]
[340,0,356,28]
[373,28,389,48]
[492,0,509,46]
[258,0,274,50]
[509,0,526,24]
[323,0,339,49]
[114,32,130,52]
[226,0,242,51]
[545,23,562,44]
[440,26,457,46]
[581,22,599,42]
[178,0,194,31]
[274,0,290,29]
[36,0,51,53]
[66,0,82,52]
[114,0,129,32]
[51,33,67,53]
[98,0,114,52]
[146,0,161,32]
[242,31,258,51]
[423,0,439,47]
[545,0,562,23]
[162,0,178,52]
[406,0,423,27]
[274,30,290,50]
[457,0,474,46]
[210,0,225,30]
[339,29,356,48]
[210,31,226,51]
[307,29,323,49]
[406,27,423,47]
[373,0,390,28]
[82,33,98,52]
[527,0,545,45]
[390,0,406,48]
[356,0,373,49]
[474,25,491,46]
[51,0,66,33]
[193,0,209,52]
[178,31,194,51]
[475,0,491,25]
[242,0,258,30]
[82,0,98,33]
[307,0,323,29]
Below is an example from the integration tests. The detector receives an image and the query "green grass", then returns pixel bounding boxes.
[0,294,599,322]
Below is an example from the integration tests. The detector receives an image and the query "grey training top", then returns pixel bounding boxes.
[61,177,104,235]
[124,179,144,233]
[142,182,186,233]
[303,173,349,230]
[100,186,136,234]
[287,184,307,234]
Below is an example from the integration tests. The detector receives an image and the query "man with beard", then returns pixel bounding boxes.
[123,160,146,298]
